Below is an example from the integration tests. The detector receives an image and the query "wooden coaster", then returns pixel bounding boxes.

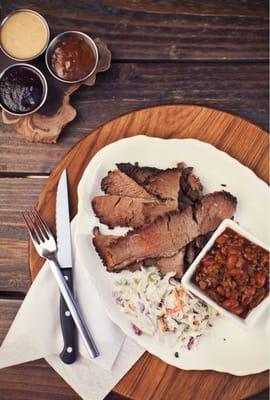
[0,38,111,143]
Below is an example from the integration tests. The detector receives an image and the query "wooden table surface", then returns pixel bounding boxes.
[0,1,268,399]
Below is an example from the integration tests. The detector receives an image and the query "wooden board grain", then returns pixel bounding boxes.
[28,104,269,400]
[0,62,268,174]
[1,0,268,61]
[0,178,48,294]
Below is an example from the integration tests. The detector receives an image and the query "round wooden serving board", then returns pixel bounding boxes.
[29,104,269,400]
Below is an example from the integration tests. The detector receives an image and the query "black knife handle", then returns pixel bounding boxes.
[59,268,77,364]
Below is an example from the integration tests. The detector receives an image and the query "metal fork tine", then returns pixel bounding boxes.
[22,207,99,359]
[22,211,40,244]
[26,210,43,244]
[32,207,50,240]
[21,212,33,239]
[28,209,44,243]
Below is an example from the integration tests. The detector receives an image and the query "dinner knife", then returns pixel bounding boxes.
[56,169,77,364]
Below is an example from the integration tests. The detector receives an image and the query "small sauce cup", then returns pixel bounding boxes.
[45,31,99,83]
[0,63,48,117]
[0,9,50,61]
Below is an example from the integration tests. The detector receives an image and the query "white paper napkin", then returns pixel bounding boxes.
[0,219,144,399]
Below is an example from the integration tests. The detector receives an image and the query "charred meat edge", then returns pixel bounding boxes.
[93,228,185,278]
[101,169,152,199]
[92,195,177,228]
[117,162,203,208]
[93,191,237,271]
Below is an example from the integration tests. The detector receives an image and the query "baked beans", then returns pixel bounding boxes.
[193,228,269,318]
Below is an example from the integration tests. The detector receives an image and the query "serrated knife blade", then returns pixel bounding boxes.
[56,169,72,269]
[56,169,77,364]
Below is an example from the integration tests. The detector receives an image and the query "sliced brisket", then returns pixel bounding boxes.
[92,195,177,228]
[179,165,203,210]
[101,169,152,199]
[117,163,182,201]
[92,227,118,261]
[117,162,203,208]
[93,227,185,277]
[184,232,213,269]
[117,162,161,185]
[144,249,185,279]
[93,191,237,271]
[144,168,181,201]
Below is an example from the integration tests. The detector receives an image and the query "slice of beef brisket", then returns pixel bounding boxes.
[117,162,161,185]
[93,228,144,272]
[114,163,182,202]
[117,162,203,208]
[144,168,181,201]
[93,227,185,277]
[184,231,213,269]
[143,249,185,279]
[117,163,182,201]
[179,165,203,210]
[101,169,152,199]
[94,165,184,228]
[93,227,118,258]
[93,191,237,271]
[92,195,177,228]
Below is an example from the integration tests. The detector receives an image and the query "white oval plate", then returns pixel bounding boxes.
[74,136,269,375]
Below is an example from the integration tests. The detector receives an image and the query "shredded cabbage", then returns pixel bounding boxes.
[113,267,218,351]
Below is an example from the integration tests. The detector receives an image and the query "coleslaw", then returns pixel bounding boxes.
[113,267,218,352]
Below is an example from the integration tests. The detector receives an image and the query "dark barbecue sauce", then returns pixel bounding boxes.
[50,34,96,81]
[0,66,44,114]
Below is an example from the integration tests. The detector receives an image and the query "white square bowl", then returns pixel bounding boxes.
[182,219,270,329]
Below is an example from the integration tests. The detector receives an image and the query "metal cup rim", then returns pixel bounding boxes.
[0,9,50,62]
[45,30,99,84]
[0,63,48,117]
